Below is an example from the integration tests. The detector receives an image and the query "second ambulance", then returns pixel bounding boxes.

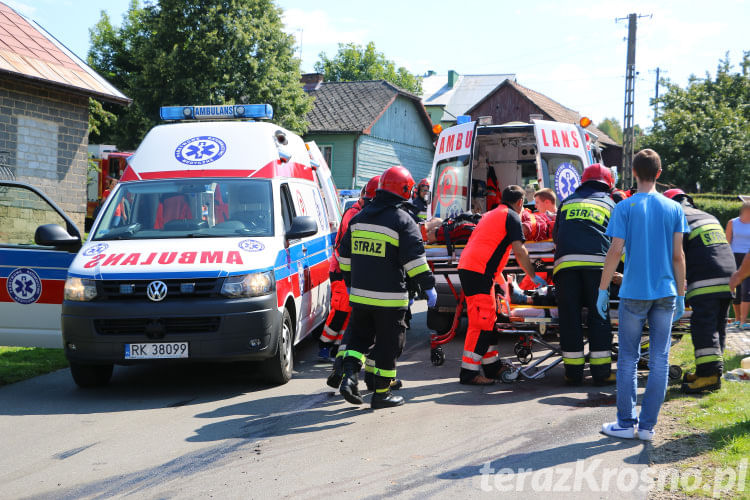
[61,104,341,387]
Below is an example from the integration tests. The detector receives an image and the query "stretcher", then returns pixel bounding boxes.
[425,240,690,382]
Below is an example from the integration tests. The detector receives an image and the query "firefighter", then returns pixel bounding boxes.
[405,178,430,222]
[553,164,616,386]
[458,185,546,385]
[318,176,380,361]
[337,166,437,408]
[664,189,736,393]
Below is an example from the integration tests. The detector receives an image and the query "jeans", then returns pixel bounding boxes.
[616,296,676,431]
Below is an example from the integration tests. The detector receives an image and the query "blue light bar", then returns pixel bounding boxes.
[456,115,472,125]
[159,104,274,121]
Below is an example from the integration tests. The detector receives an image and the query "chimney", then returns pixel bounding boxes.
[301,73,324,91]
[529,113,543,122]
[447,70,459,88]
[425,70,436,77]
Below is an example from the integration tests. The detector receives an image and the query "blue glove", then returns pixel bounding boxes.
[674,296,685,322]
[532,275,547,288]
[596,288,609,320]
[425,287,438,308]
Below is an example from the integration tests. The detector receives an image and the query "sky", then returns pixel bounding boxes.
[8,0,748,129]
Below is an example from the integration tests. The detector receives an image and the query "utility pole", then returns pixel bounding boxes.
[654,67,660,119]
[616,13,651,189]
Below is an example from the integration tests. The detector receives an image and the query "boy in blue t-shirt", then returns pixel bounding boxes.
[597,149,689,441]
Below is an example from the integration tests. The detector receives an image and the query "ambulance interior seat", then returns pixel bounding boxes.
[227,183,271,233]
[154,193,193,230]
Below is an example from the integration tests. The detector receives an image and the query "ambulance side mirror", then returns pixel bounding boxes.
[35,223,81,251]
[286,216,318,240]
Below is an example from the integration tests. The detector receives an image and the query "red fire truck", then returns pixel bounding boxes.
[86,145,133,229]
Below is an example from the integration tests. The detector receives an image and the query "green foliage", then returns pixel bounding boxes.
[0,346,68,386]
[691,194,743,228]
[88,98,116,141]
[315,42,423,94]
[641,52,750,194]
[88,0,313,149]
[596,117,623,144]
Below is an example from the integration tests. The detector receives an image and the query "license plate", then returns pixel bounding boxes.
[124,342,188,359]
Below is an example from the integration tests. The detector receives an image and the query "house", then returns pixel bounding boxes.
[0,2,129,229]
[302,74,435,189]
[421,70,516,128]
[465,79,622,167]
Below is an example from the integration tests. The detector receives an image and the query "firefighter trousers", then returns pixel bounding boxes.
[341,307,406,391]
[555,268,612,381]
[320,278,351,347]
[688,296,730,376]
[460,292,503,383]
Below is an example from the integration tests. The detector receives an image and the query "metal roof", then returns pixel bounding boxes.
[421,73,515,122]
[0,2,130,104]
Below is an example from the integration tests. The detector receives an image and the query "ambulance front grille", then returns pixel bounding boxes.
[97,278,219,300]
[94,317,221,335]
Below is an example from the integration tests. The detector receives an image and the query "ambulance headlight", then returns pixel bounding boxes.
[221,271,275,298]
[64,277,98,301]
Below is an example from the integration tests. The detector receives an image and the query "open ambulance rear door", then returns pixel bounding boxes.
[429,120,477,220]
[532,120,592,204]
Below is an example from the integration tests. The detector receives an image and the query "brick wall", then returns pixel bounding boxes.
[0,75,89,231]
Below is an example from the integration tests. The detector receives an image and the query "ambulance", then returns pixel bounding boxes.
[1,104,342,387]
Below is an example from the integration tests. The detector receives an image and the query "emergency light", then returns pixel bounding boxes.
[159,104,274,121]
[456,115,472,125]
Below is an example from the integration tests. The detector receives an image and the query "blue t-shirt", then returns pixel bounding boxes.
[606,192,689,300]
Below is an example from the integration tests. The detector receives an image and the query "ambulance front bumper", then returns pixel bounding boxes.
[61,294,280,364]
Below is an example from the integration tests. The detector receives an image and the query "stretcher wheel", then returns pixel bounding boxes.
[499,367,519,383]
[430,347,445,366]
[668,365,682,381]
[515,347,533,365]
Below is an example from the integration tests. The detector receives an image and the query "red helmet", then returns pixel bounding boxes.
[378,166,415,200]
[664,188,693,204]
[363,175,380,200]
[581,163,614,189]
[417,178,430,190]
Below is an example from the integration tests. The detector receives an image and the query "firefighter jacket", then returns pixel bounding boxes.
[681,202,735,301]
[553,184,615,275]
[458,203,524,279]
[404,196,428,223]
[329,199,363,276]
[338,191,435,309]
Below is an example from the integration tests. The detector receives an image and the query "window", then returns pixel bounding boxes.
[0,184,69,247]
[91,178,275,240]
[319,145,333,167]
[431,155,471,219]
[541,155,584,204]
[280,184,296,233]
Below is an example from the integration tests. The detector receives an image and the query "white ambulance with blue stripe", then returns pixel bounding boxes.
[36,104,339,387]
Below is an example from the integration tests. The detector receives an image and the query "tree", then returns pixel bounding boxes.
[640,52,749,193]
[315,42,422,94]
[88,0,313,149]
[88,98,116,143]
[596,117,623,144]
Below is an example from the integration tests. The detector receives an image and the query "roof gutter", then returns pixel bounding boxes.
[0,70,132,105]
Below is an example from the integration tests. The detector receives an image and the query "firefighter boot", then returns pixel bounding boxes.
[592,372,617,386]
[682,371,698,384]
[371,376,404,409]
[682,374,722,394]
[564,364,584,386]
[339,358,364,405]
[326,356,344,389]
[365,373,403,391]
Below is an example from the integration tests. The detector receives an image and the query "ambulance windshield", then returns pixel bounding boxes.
[91,178,274,240]
[431,155,470,219]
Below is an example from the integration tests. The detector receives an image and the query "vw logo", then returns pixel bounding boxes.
[146,281,168,302]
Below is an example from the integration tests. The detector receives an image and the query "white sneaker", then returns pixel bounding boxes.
[601,421,636,439]
[636,427,655,441]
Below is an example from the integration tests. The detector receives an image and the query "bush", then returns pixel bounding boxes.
[690,194,743,228]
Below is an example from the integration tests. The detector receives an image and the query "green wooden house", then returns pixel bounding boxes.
[302,75,436,189]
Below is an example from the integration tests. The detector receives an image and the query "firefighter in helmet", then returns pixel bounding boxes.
[337,166,437,408]
[664,188,736,393]
[553,164,616,385]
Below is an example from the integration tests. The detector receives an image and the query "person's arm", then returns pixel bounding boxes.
[511,240,537,279]
[730,252,750,290]
[599,237,625,290]
[672,232,686,296]
[725,219,734,244]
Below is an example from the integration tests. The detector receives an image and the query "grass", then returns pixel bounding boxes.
[0,346,69,386]
[656,334,750,498]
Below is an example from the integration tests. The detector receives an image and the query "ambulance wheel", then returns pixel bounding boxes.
[668,365,682,381]
[430,347,445,366]
[70,362,113,388]
[262,309,293,385]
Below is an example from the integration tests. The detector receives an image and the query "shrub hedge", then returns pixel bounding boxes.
[689,194,744,228]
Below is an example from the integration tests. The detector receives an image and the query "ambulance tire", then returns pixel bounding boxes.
[70,362,113,388]
[262,308,294,385]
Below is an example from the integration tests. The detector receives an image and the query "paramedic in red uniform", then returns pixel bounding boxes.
[458,185,547,385]
[337,166,437,408]
[318,175,379,361]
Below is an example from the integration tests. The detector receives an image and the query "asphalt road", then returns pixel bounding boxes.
[0,303,652,499]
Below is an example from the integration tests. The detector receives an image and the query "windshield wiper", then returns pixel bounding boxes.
[96,223,142,240]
